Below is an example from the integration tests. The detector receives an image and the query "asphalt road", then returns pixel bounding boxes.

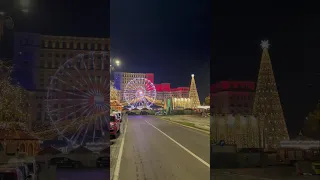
[113,115,210,180]
[56,168,110,180]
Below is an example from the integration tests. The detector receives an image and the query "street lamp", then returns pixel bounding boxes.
[115,59,120,67]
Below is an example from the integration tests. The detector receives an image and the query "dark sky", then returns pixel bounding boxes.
[212,1,320,137]
[1,0,109,58]
[1,0,109,41]
[111,0,211,103]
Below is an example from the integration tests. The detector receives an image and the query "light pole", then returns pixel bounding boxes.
[110,58,121,74]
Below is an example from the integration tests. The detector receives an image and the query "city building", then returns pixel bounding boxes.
[113,71,190,103]
[114,72,154,101]
[155,83,190,101]
[173,98,191,109]
[210,81,255,115]
[211,114,260,148]
[0,130,40,156]
[13,32,110,132]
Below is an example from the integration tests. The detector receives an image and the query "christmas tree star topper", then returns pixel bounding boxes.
[260,40,270,49]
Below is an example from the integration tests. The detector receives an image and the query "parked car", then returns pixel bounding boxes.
[127,111,136,115]
[140,111,149,115]
[96,156,110,168]
[0,167,25,180]
[111,111,122,122]
[155,111,167,116]
[7,158,32,180]
[10,153,38,180]
[49,157,82,168]
[110,115,121,139]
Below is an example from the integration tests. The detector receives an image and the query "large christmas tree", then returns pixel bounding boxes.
[253,40,289,150]
[189,74,200,109]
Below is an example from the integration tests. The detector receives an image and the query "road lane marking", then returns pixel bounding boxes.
[158,117,210,135]
[113,115,128,180]
[145,120,210,168]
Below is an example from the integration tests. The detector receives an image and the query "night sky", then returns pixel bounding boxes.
[1,0,110,58]
[211,1,320,137]
[111,0,211,103]
[4,0,211,103]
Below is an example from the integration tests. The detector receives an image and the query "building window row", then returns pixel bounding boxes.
[42,40,108,51]
[229,96,252,100]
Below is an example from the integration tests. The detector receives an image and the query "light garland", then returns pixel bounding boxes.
[253,41,289,150]
[0,61,30,135]
[211,114,259,148]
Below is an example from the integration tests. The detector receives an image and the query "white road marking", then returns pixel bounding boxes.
[112,115,128,180]
[160,118,210,136]
[145,120,210,168]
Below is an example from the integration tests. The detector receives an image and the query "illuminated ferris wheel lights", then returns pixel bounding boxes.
[124,78,156,108]
[46,52,110,146]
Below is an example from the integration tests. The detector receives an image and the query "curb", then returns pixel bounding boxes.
[157,117,210,135]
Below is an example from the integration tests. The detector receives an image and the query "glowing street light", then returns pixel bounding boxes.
[115,59,120,66]
[191,74,194,78]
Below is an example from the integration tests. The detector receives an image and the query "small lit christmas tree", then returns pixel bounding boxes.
[253,40,289,150]
[189,74,200,109]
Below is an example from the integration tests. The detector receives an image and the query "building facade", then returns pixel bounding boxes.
[114,72,154,101]
[13,32,110,133]
[210,81,255,115]
[211,114,260,148]
[114,72,189,103]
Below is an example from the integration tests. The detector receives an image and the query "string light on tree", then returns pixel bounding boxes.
[253,40,289,150]
[189,74,200,109]
[0,60,30,135]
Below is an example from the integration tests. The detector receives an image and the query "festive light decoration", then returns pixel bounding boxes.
[189,74,200,108]
[123,78,156,108]
[110,81,122,111]
[173,98,191,109]
[253,40,289,150]
[46,52,110,146]
[211,114,259,148]
[0,60,30,132]
[110,81,120,102]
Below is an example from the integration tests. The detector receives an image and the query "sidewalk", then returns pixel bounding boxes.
[156,115,210,132]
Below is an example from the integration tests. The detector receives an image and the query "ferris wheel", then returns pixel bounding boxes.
[123,78,157,108]
[46,52,110,146]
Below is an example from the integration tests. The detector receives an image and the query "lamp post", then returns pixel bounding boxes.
[110,58,121,79]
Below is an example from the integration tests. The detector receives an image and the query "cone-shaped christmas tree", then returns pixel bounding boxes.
[253,40,289,150]
[189,74,200,109]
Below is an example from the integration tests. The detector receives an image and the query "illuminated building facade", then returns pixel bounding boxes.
[13,32,110,130]
[114,72,190,103]
[210,81,255,115]
[211,114,260,148]
[114,72,154,101]
[173,98,191,109]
